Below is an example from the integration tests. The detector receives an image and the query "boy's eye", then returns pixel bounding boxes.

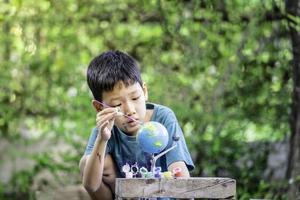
[112,104,121,107]
[132,96,140,101]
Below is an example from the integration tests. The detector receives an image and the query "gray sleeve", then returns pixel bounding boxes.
[163,112,195,171]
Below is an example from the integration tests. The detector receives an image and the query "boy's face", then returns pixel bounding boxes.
[100,81,148,135]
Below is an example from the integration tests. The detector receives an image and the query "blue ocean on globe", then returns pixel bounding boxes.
[136,121,169,154]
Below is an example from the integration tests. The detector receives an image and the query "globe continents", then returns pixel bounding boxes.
[136,121,169,154]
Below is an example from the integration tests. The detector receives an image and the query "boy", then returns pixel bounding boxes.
[79,50,194,200]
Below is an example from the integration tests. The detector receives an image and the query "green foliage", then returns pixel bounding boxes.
[8,170,35,200]
[0,0,292,199]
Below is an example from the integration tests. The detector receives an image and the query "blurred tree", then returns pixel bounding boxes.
[0,0,295,199]
[1,0,11,137]
[286,0,300,198]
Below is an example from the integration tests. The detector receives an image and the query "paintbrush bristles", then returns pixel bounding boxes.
[115,107,124,116]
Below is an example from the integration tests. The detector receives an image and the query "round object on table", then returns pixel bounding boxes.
[136,121,169,154]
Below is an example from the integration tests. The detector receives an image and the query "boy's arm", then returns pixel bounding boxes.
[80,107,117,199]
[79,153,116,200]
[81,134,107,192]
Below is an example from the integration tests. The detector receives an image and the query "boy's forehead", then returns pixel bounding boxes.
[116,81,126,89]
[103,81,142,99]
[115,81,138,90]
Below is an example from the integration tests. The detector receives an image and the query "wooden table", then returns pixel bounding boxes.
[115,177,236,199]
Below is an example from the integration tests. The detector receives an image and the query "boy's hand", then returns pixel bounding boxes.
[96,107,117,141]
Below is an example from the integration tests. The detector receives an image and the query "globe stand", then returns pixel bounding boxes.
[150,135,180,174]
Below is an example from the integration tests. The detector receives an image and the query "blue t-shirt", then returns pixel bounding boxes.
[84,103,194,177]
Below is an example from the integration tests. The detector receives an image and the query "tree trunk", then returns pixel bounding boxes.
[286,0,300,199]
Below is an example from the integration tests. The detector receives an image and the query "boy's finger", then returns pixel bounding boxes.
[96,112,117,124]
[97,107,118,116]
[99,120,109,132]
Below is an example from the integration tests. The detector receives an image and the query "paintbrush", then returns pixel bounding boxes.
[95,100,143,125]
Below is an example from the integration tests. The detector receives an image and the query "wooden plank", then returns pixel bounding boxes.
[115,177,236,199]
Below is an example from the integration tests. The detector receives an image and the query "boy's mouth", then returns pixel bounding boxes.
[125,115,139,123]
[127,118,137,123]
[125,118,141,128]
[122,119,140,131]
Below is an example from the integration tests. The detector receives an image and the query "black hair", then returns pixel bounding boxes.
[87,50,143,101]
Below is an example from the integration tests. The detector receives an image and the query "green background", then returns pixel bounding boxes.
[0,0,296,199]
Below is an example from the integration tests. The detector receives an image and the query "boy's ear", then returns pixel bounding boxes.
[142,82,148,101]
[92,100,102,112]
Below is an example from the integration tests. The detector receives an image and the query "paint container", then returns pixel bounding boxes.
[172,167,183,177]
[154,172,162,178]
[122,163,130,173]
[131,163,139,177]
[145,172,153,178]
[154,167,162,178]
[140,167,148,178]
[163,171,173,179]
[125,172,133,178]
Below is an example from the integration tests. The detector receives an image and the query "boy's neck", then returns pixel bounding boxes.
[144,109,154,122]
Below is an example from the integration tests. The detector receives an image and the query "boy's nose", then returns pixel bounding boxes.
[122,102,136,116]
[125,110,136,116]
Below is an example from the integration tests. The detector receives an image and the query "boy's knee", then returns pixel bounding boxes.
[103,173,116,193]
[103,155,117,192]
[103,173,115,184]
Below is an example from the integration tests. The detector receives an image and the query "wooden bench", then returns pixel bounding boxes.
[115,177,236,199]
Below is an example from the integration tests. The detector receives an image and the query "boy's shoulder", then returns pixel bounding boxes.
[147,102,174,114]
[147,102,177,124]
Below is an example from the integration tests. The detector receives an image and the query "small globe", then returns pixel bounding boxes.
[136,121,169,154]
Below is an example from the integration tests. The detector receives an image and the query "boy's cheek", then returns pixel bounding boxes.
[114,119,125,127]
